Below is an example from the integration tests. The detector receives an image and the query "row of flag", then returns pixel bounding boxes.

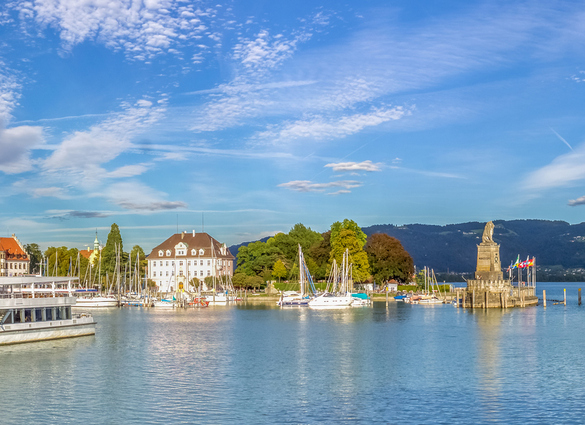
[507,255,535,271]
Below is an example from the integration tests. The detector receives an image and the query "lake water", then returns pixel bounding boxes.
[2,282,585,424]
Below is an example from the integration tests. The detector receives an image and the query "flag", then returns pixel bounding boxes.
[513,255,520,269]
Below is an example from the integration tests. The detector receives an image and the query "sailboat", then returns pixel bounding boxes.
[277,244,316,306]
[309,249,354,308]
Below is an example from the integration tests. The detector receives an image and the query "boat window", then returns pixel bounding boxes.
[46,308,53,321]
[25,309,33,322]
[14,309,22,323]
[35,309,42,322]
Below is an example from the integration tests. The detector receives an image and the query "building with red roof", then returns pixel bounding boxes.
[0,234,30,277]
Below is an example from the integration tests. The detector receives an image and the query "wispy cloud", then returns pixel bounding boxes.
[96,180,187,211]
[48,210,111,220]
[278,180,362,194]
[0,69,45,174]
[522,143,585,191]
[256,106,409,144]
[325,160,382,172]
[43,99,166,183]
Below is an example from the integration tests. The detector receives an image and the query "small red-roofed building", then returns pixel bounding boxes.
[0,234,30,277]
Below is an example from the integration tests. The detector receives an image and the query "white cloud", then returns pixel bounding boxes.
[98,180,187,211]
[233,29,306,76]
[278,180,362,194]
[325,160,382,172]
[568,196,585,207]
[522,144,585,191]
[12,0,217,60]
[0,125,44,173]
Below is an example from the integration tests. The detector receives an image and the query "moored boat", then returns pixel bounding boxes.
[0,276,96,345]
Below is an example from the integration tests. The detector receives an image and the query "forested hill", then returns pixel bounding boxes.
[363,220,585,272]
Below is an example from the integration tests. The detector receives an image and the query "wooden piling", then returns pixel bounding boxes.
[543,289,546,308]
[579,288,582,306]
[385,288,389,306]
[472,290,475,309]
[564,288,567,306]
[485,291,488,309]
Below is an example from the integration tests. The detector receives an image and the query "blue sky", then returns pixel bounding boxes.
[1,0,585,252]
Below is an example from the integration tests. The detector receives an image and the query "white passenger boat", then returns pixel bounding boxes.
[0,276,96,345]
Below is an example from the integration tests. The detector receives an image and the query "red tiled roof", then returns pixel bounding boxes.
[79,248,93,260]
[0,237,28,260]
[147,232,234,260]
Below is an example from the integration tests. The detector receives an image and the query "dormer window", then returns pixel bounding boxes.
[199,249,204,255]
[191,249,196,255]
[158,250,163,256]
[166,250,171,256]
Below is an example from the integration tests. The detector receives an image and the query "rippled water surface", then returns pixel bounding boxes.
[2,282,585,424]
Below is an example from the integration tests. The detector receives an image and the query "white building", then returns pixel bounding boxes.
[147,231,234,293]
[0,234,30,277]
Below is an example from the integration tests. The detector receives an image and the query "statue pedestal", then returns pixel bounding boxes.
[463,222,537,308]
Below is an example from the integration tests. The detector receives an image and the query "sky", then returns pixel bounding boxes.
[1,0,585,253]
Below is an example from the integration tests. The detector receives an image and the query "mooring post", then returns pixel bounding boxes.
[472,290,475,309]
[385,287,389,307]
[543,289,546,308]
[564,288,567,306]
[579,288,582,306]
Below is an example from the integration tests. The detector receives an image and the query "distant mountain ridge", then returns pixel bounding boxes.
[228,220,585,273]
[363,220,585,272]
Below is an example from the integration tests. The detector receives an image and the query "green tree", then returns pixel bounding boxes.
[330,229,370,283]
[25,243,42,274]
[101,223,124,277]
[237,240,280,276]
[246,275,264,291]
[272,259,287,282]
[330,219,367,248]
[232,272,247,289]
[365,233,414,284]
[130,245,147,278]
[309,231,331,280]
[44,246,89,279]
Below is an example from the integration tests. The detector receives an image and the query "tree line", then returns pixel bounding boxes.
[235,219,414,286]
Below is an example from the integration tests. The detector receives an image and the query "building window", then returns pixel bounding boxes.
[179,261,183,266]
[166,271,169,276]
[172,261,175,266]
[191,249,196,255]
[159,250,163,256]
[199,249,204,255]
[207,270,211,276]
[166,250,171,256]
[166,261,169,266]
[200,260,203,266]
[207,260,210,266]
[199,271,203,277]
